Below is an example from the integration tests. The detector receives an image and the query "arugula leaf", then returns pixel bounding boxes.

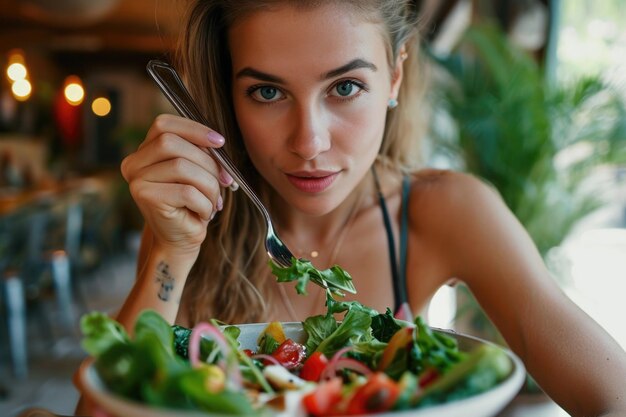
[269,258,356,296]
[257,333,280,355]
[326,294,379,317]
[302,314,338,354]
[80,311,129,356]
[350,338,387,367]
[315,309,373,358]
[371,308,404,342]
[172,325,192,358]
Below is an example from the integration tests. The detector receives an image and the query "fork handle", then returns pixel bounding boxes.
[146,60,269,219]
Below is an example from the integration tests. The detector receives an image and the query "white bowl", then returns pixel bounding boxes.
[78,322,525,417]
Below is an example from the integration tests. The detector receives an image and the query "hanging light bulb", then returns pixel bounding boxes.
[64,75,84,106]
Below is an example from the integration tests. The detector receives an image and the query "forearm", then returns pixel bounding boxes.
[518,294,626,417]
[599,412,626,417]
[115,244,198,332]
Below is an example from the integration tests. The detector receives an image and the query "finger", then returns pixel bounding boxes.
[216,163,234,187]
[123,133,221,183]
[182,146,234,192]
[132,180,215,222]
[196,146,234,188]
[137,158,222,211]
[142,114,225,150]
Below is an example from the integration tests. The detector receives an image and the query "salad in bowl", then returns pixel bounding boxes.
[78,259,525,417]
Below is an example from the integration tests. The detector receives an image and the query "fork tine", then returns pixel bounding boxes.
[266,238,294,268]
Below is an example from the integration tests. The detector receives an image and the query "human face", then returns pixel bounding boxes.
[229,3,401,216]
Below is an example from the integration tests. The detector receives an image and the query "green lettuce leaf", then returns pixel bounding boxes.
[371,308,405,342]
[326,296,379,317]
[302,314,338,354]
[315,309,373,358]
[270,258,356,296]
[257,333,280,355]
[80,311,129,356]
[82,310,261,413]
[134,310,175,357]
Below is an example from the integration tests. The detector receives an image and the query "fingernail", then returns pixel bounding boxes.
[210,212,216,221]
[217,195,223,211]
[207,131,225,146]
[219,170,233,185]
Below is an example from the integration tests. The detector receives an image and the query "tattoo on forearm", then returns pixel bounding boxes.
[155,261,175,301]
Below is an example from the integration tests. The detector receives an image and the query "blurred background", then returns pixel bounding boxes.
[0,0,624,416]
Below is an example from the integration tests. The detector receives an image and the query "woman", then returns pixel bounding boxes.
[99,1,626,416]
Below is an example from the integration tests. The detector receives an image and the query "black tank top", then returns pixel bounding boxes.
[372,168,411,316]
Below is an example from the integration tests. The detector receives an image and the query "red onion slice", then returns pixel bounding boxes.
[251,353,282,366]
[189,322,242,389]
[320,346,372,380]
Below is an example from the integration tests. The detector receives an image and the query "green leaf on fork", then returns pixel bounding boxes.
[269,257,357,296]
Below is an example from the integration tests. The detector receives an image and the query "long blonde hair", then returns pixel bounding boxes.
[177,0,429,325]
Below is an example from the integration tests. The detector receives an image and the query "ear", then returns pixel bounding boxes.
[389,46,407,101]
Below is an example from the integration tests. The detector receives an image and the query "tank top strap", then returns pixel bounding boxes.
[398,174,411,304]
[371,168,411,314]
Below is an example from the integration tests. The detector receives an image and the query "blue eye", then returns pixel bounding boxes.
[330,80,365,99]
[336,81,354,96]
[259,86,277,100]
[248,85,284,103]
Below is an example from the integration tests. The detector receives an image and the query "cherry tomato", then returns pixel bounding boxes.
[345,372,401,415]
[242,349,255,357]
[302,377,343,417]
[271,339,306,370]
[300,351,329,382]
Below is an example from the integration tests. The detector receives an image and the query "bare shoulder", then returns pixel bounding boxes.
[409,168,505,223]
[407,169,535,276]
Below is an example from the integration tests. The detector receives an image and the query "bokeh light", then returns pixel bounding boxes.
[7,62,27,81]
[91,97,111,116]
[11,78,32,101]
[64,76,85,105]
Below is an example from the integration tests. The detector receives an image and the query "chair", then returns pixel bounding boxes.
[0,193,80,379]
[74,189,122,269]
[0,205,33,379]
[62,189,123,305]
[1,271,27,378]
[21,197,77,329]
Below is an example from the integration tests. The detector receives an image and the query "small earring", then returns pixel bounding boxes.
[388,98,398,109]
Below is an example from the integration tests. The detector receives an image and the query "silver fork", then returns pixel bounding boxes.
[146,59,296,269]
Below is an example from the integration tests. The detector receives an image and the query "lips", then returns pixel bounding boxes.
[285,171,339,193]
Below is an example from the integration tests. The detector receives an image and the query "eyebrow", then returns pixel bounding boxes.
[235,67,283,83]
[235,58,378,83]
[323,59,377,79]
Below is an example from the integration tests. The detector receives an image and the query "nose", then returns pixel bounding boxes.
[287,101,331,160]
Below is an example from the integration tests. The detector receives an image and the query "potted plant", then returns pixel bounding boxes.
[427,23,626,391]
